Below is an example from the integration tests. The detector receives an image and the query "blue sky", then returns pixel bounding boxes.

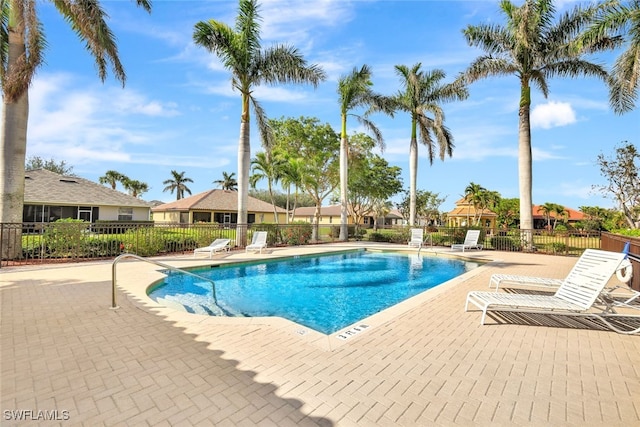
[17,0,639,212]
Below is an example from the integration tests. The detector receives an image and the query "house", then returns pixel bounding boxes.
[446,197,585,230]
[292,204,404,228]
[447,198,498,229]
[151,189,287,225]
[533,205,585,229]
[23,169,152,223]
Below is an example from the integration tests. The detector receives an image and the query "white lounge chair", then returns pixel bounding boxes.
[246,231,268,253]
[489,248,639,310]
[489,274,563,290]
[466,249,640,334]
[451,229,483,252]
[408,228,424,248]
[193,238,231,258]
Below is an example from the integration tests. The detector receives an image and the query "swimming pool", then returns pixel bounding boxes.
[148,250,479,334]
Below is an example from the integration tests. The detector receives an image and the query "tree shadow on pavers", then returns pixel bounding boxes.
[1,279,334,426]
[485,311,640,334]
[484,260,568,270]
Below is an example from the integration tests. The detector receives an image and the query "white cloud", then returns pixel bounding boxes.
[24,73,184,166]
[531,101,577,129]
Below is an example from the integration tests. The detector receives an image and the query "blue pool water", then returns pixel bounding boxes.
[148,250,479,334]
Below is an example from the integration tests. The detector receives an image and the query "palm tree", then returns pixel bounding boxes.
[162,170,193,200]
[393,63,468,226]
[461,0,617,245]
[464,182,487,226]
[214,172,238,191]
[582,0,640,114]
[122,179,149,199]
[336,64,393,240]
[193,0,325,243]
[540,202,556,230]
[250,152,283,223]
[99,170,128,190]
[0,0,151,258]
[278,155,304,224]
[552,203,567,230]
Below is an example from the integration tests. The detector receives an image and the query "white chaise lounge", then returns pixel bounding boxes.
[451,229,483,252]
[246,231,268,253]
[408,228,424,249]
[193,238,231,258]
[466,249,640,334]
[193,239,231,258]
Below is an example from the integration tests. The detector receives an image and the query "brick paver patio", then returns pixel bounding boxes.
[2,243,639,426]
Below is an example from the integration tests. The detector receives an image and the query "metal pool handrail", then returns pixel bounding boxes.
[418,233,434,256]
[111,253,221,312]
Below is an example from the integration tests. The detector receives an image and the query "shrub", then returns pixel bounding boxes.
[43,219,90,258]
[281,222,313,245]
[368,232,391,242]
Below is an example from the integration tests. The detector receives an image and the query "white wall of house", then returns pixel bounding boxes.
[100,206,150,221]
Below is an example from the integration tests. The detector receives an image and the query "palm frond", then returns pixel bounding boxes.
[2,0,45,101]
[257,44,326,87]
[53,0,126,85]
[193,20,239,70]
[235,0,261,59]
[0,0,9,80]
[251,96,273,149]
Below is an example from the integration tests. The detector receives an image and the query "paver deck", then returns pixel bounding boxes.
[2,243,639,426]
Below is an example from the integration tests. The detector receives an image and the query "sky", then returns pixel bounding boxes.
[14,0,640,212]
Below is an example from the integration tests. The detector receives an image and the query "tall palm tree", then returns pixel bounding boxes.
[393,63,468,226]
[582,0,640,114]
[162,170,193,200]
[250,151,283,223]
[461,0,617,245]
[193,0,325,243]
[99,170,128,190]
[336,64,393,241]
[0,0,151,258]
[214,172,238,191]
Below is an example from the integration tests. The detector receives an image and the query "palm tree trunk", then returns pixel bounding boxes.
[1,14,30,259]
[313,201,321,241]
[237,119,250,246]
[285,185,290,224]
[409,136,418,226]
[268,182,279,224]
[339,135,348,241]
[1,95,29,259]
[518,84,534,247]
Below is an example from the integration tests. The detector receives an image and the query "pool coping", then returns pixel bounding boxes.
[115,243,499,351]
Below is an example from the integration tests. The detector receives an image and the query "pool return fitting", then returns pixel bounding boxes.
[111,253,227,315]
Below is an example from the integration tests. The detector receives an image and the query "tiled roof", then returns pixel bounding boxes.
[533,205,585,221]
[152,189,286,213]
[294,205,342,216]
[293,204,400,218]
[448,206,497,217]
[25,169,153,208]
[448,199,584,221]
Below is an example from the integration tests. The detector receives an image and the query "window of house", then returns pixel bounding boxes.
[193,212,212,223]
[118,207,133,221]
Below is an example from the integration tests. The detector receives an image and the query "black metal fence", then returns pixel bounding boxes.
[0,221,603,267]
